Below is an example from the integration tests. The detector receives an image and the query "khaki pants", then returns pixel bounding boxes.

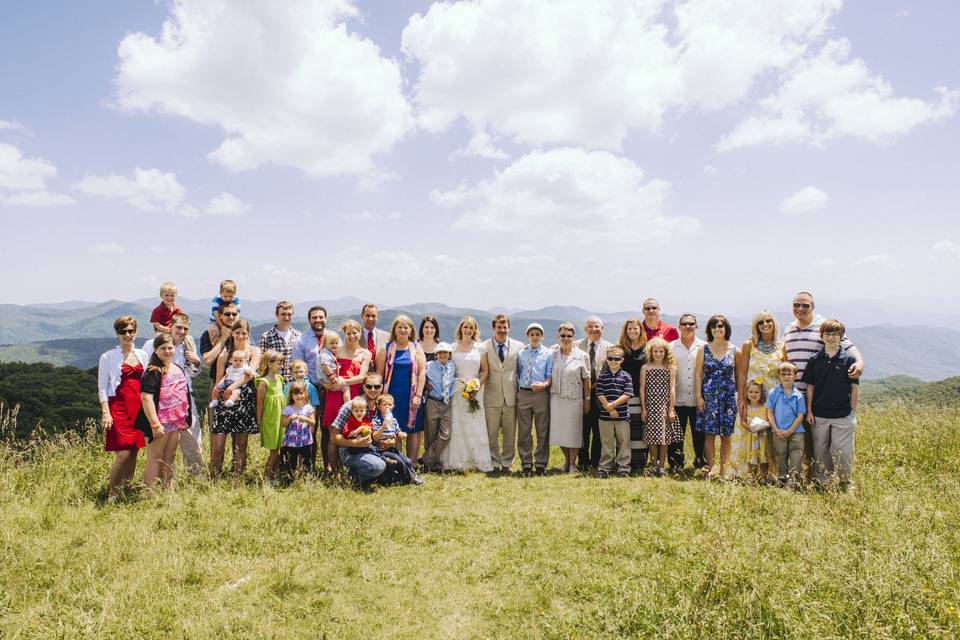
[422,398,452,469]
[174,397,205,477]
[517,389,550,470]
[484,403,517,471]
[811,413,857,487]
[599,419,631,474]
[772,431,804,486]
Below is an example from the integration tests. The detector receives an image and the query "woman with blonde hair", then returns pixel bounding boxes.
[618,317,648,472]
[441,316,493,472]
[376,314,427,466]
[322,319,372,471]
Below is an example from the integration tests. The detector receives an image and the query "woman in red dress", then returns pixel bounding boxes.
[97,315,149,500]
[322,319,370,471]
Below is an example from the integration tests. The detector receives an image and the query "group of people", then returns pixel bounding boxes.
[97,280,864,497]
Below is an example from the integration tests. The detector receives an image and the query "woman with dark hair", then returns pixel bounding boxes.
[617,317,648,472]
[210,319,262,478]
[135,332,193,490]
[97,315,149,500]
[694,314,739,479]
[419,316,440,362]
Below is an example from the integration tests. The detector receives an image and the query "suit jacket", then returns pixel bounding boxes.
[482,337,524,408]
[575,337,613,393]
[363,327,391,356]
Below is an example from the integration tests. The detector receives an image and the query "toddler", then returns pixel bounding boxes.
[280,382,316,481]
[342,396,374,440]
[210,349,255,407]
[150,282,182,334]
[209,279,241,324]
[318,332,350,403]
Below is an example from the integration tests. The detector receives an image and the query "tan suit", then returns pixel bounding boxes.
[483,337,524,470]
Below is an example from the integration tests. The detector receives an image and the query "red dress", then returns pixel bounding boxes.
[322,357,363,425]
[105,363,146,451]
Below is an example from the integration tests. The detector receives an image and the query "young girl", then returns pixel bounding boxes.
[256,350,286,480]
[729,379,770,482]
[280,382,316,482]
[639,337,682,476]
[210,349,254,407]
[318,332,351,404]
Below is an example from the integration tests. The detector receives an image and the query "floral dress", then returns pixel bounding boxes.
[696,344,737,436]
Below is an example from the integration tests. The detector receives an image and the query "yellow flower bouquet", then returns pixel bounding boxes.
[462,378,481,413]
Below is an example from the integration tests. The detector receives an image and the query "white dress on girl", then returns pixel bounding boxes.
[441,343,494,472]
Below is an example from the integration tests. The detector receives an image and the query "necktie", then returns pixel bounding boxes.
[590,342,597,382]
[498,343,505,363]
[367,330,375,355]
[442,364,452,403]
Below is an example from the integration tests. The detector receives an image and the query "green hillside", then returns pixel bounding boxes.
[860,375,960,407]
[859,375,925,405]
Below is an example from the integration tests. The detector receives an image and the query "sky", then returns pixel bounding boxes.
[1,0,958,313]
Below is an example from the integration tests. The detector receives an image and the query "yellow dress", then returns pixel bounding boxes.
[729,405,768,477]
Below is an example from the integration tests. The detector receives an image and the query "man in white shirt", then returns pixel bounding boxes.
[671,313,706,470]
[143,312,205,477]
[575,316,612,470]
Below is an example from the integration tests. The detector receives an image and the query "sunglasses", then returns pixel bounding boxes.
[793,303,811,309]
[643,306,659,311]
[679,322,696,327]
[558,333,574,338]
[758,319,774,325]
[713,323,726,329]
[606,356,623,361]
[117,328,136,335]
[221,312,239,317]
[364,384,382,390]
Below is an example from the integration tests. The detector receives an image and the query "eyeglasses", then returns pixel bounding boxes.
[758,319,774,325]
[117,328,136,335]
[679,322,696,327]
[558,333,574,338]
[713,323,726,329]
[792,303,811,309]
[364,384,382,390]
[643,306,659,311]
[823,331,843,337]
[606,356,623,362]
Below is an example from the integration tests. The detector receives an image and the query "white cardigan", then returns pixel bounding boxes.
[97,346,148,402]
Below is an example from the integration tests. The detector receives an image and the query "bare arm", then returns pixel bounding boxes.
[805,385,816,426]
[202,328,229,368]
[140,391,164,440]
[638,366,648,419]
[412,348,426,409]
[847,346,865,379]
[694,348,705,411]
[256,380,266,423]
[668,365,677,419]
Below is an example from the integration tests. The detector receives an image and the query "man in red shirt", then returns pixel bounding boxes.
[641,298,679,342]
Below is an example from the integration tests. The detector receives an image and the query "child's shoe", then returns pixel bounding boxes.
[225,398,236,407]
[208,399,219,408]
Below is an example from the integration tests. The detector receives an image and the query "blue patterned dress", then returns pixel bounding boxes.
[696,344,737,436]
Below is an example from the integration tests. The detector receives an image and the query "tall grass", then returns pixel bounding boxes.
[0,406,958,639]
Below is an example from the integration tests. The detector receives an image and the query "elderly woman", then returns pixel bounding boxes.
[376,314,426,466]
[549,323,591,473]
[617,317,648,472]
[210,319,262,479]
[733,309,786,479]
[97,315,149,500]
[695,315,740,479]
[134,333,193,490]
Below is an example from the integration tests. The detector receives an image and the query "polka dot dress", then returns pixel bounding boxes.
[642,366,682,445]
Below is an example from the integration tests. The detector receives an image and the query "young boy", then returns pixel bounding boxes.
[422,342,455,472]
[801,319,860,490]
[595,345,634,478]
[767,361,806,488]
[150,282,182,334]
[209,279,241,324]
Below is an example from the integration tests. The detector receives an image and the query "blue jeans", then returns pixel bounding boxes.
[339,446,386,485]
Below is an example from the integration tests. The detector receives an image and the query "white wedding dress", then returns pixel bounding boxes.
[441,344,494,472]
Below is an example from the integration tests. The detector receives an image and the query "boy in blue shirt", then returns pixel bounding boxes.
[767,361,806,488]
[422,342,456,472]
[801,319,859,490]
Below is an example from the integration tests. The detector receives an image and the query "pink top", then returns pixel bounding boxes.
[157,365,190,431]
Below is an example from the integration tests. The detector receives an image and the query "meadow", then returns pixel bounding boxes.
[0,405,958,639]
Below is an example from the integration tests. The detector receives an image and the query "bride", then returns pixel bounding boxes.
[441,316,494,472]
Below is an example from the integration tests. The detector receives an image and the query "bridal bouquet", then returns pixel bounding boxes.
[462,378,481,413]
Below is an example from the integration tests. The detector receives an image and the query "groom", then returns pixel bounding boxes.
[483,314,524,474]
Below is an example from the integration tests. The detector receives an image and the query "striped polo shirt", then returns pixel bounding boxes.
[783,314,854,392]
[595,368,634,420]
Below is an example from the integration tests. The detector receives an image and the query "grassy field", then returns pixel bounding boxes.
[1,405,958,639]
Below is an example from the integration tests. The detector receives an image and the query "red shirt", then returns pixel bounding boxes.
[643,320,679,342]
[343,415,373,439]
[150,302,182,328]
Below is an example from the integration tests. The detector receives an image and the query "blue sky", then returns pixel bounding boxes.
[1,0,958,313]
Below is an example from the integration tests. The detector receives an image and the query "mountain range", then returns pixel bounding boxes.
[1,298,959,381]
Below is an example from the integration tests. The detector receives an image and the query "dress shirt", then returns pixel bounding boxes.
[517,344,554,388]
[671,337,705,407]
[425,359,456,402]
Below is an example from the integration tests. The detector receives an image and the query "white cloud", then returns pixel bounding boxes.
[431,147,701,246]
[894,10,910,19]
[853,253,895,267]
[0,120,28,134]
[337,211,402,221]
[932,239,960,264]
[0,143,75,207]
[703,164,719,176]
[89,242,126,255]
[720,39,958,150]
[114,0,412,178]
[402,0,843,150]
[780,186,828,214]
[454,131,510,160]
[75,167,247,217]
